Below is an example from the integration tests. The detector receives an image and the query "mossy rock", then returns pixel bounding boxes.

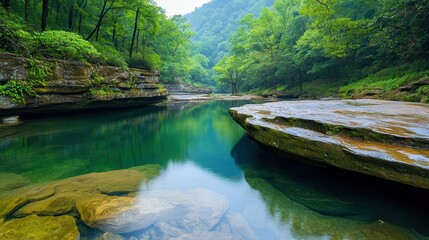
[0,215,79,240]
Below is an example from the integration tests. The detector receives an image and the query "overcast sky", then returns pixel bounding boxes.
[154,0,212,16]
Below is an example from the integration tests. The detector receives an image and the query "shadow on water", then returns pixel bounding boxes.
[232,135,429,237]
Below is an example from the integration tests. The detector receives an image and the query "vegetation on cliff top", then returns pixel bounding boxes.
[0,1,206,83]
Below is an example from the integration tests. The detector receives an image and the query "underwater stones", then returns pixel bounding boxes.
[76,188,229,235]
[76,194,183,233]
[230,99,429,189]
[0,194,28,218]
[0,215,79,240]
[56,169,148,195]
[346,221,423,240]
[142,212,257,240]
[9,167,162,218]
[13,192,81,217]
[0,172,30,191]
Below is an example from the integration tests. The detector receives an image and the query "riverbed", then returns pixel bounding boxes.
[0,101,428,239]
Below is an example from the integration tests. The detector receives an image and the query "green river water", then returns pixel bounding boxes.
[0,100,428,239]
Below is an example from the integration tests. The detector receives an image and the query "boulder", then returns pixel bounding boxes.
[76,188,229,234]
[0,172,30,192]
[76,192,191,233]
[0,215,79,240]
[230,99,429,189]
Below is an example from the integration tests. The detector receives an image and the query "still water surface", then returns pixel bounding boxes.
[1,101,429,239]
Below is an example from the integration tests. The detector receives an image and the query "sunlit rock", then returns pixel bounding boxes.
[14,192,81,217]
[76,188,229,235]
[0,172,30,192]
[0,194,28,218]
[0,215,79,240]
[230,99,429,189]
[76,193,186,233]
[8,166,162,218]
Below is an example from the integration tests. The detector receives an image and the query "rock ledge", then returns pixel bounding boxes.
[230,99,429,189]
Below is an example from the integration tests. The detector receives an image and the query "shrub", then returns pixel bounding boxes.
[91,42,128,69]
[0,8,34,54]
[33,31,100,62]
[128,50,160,70]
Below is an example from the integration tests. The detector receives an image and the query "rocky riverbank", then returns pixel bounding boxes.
[0,53,168,116]
[230,99,429,189]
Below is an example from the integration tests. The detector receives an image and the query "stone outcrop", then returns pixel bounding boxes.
[0,53,168,116]
[164,82,212,94]
[230,99,429,189]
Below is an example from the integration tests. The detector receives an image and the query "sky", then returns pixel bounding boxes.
[153,0,212,16]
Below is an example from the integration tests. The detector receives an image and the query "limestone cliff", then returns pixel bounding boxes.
[0,53,168,116]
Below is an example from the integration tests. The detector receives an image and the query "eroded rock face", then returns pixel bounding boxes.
[0,53,168,116]
[230,99,429,189]
[0,215,79,240]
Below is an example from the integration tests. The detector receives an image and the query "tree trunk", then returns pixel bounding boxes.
[2,0,10,10]
[24,0,30,21]
[87,0,114,41]
[112,22,116,44]
[136,29,140,53]
[68,5,74,30]
[41,0,49,31]
[129,8,140,58]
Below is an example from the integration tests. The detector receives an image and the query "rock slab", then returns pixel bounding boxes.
[0,215,79,240]
[230,99,429,189]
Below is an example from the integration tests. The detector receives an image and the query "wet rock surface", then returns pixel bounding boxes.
[76,188,228,234]
[0,165,257,239]
[230,99,429,189]
[0,215,79,240]
[0,53,168,116]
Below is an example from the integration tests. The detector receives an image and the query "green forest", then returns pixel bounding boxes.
[0,0,207,84]
[1,0,429,101]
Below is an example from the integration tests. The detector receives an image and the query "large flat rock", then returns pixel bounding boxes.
[230,99,429,189]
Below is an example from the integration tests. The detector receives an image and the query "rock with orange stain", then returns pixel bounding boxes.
[230,99,429,189]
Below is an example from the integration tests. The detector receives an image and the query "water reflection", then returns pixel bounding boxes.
[1,100,429,239]
[232,135,429,238]
[0,101,246,183]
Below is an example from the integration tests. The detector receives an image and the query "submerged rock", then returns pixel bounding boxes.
[0,215,79,240]
[7,165,162,219]
[230,99,429,189]
[0,172,30,192]
[0,194,28,218]
[76,188,228,234]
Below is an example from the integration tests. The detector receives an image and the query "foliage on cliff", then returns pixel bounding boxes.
[0,1,206,83]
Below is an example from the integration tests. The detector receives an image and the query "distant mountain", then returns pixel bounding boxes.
[185,0,275,67]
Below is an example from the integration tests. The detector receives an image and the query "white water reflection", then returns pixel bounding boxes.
[136,161,296,239]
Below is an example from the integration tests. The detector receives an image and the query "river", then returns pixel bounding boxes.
[0,100,428,239]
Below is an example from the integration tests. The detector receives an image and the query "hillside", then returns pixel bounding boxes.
[185,0,275,67]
